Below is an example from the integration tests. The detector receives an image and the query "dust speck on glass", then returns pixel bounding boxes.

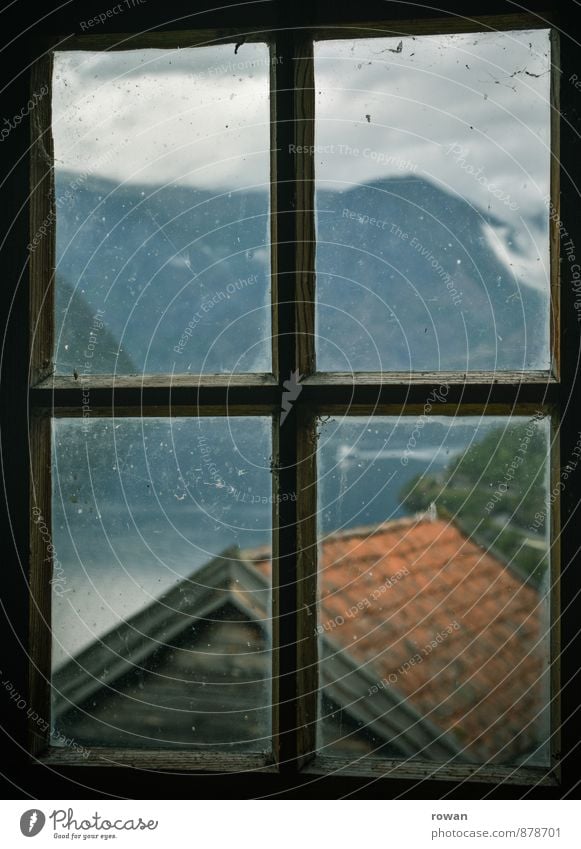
[51,417,273,750]
[314,30,551,372]
[52,44,271,376]
[47,29,555,767]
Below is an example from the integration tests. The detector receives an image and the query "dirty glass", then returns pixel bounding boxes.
[314,30,551,372]
[51,417,272,750]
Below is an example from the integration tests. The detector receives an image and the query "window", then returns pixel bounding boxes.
[27,16,564,787]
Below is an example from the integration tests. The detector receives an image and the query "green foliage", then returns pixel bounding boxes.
[399,420,549,585]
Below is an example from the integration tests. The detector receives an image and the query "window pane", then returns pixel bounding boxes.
[52,45,271,375]
[314,30,551,371]
[316,414,551,766]
[51,417,272,751]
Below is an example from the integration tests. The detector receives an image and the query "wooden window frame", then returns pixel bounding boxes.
[26,10,570,789]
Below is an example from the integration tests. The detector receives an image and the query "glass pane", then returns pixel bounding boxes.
[51,417,272,751]
[52,45,271,375]
[314,30,551,371]
[317,414,551,766]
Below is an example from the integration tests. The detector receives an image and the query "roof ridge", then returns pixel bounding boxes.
[318,511,440,542]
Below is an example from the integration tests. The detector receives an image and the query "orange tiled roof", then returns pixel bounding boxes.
[243,515,545,763]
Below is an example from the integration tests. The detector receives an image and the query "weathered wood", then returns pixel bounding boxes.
[28,410,52,755]
[549,411,561,784]
[270,27,302,770]
[39,11,554,55]
[271,413,282,762]
[297,401,554,418]
[31,404,277,419]
[25,9,565,790]
[554,19,581,794]
[303,371,557,385]
[550,29,561,380]
[30,373,280,409]
[55,613,270,751]
[33,373,278,390]
[311,13,556,41]
[297,374,558,406]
